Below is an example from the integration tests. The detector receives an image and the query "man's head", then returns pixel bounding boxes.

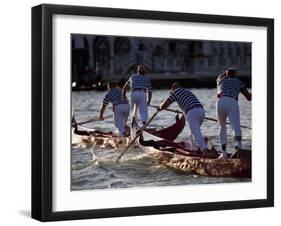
[107,81,118,90]
[137,64,146,75]
[226,68,236,77]
[171,82,181,91]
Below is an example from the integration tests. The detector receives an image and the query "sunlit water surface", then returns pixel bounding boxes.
[72,89,251,190]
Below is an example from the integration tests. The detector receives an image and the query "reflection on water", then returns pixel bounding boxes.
[72,89,251,190]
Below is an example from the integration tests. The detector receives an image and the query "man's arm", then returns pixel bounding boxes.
[99,104,107,120]
[240,87,252,101]
[122,80,130,100]
[146,77,152,105]
[217,72,227,84]
[158,98,173,111]
[147,91,152,105]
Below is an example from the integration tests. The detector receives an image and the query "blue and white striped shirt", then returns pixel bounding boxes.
[168,88,202,113]
[217,76,245,100]
[103,88,128,106]
[129,74,152,92]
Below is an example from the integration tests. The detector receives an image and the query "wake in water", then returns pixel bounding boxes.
[71,144,250,190]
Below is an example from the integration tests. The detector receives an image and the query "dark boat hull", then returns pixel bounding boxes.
[73,114,185,148]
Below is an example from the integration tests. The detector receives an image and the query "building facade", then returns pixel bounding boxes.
[72,34,251,84]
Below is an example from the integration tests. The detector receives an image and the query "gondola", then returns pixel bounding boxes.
[134,119,251,178]
[72,113,186,149]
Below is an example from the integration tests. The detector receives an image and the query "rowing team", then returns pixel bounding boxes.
[98,64,251,158]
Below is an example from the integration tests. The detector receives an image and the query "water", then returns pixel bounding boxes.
[72,89,251,190]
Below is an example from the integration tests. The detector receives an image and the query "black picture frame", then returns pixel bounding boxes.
[32,4,274,222]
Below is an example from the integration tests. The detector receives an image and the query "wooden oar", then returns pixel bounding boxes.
[149,104,183,114]
[116,110,159,163]
[204,117,251,130]
[149,104,251,130]
[76,114,113,126]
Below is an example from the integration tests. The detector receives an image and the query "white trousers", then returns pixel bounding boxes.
[216,96,241,145]
[186,108,206,151]
[114,104,130,135]
[130,91,148,122]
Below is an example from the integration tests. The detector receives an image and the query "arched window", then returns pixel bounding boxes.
[72,35,90,68]
[210,42,218,56]
[153,45,163,56]
[169,41,176,54]
[72,35,90,84]
[114,37,130,55]
[93,36,110,69]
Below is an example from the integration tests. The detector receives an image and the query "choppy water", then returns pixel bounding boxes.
[72,89,251,190]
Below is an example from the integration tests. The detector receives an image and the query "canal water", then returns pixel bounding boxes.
[71,89,251,190]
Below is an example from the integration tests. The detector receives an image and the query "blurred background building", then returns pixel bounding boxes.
[72,34,251,90]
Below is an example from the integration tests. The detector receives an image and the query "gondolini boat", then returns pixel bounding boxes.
[72,113,186,148]
[133,119,251,178]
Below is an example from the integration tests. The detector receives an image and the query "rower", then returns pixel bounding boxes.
[216,68,251,158]
[157,82,210,155]
[99,82,130,136]
[122,64,152,125]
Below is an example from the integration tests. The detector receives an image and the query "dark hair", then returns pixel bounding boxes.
[137,64,145,74]
[226,68,236,77]
[107,81,118,88]
[171,82,181,89]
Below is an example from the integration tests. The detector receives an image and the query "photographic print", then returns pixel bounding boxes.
[32,4,273,221]
[71,34,252,191]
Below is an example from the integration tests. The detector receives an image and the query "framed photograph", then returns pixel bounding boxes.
[32,4,274,221]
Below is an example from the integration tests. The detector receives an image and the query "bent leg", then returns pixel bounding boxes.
[217,100,228,148]
[122,104,130,132]
[114,106,125,135]
[228,106,242,148]
[139,92,148,123]
[130,93,138,119]
[187,109,206,151]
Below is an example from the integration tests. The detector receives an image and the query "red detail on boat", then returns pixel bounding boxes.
[74,114,185,141]
[152,114,185,140]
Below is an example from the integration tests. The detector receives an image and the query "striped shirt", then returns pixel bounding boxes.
[168,88,202,113]
[217,75,245,100]
[103,88,128,106]
[129,74,152,92]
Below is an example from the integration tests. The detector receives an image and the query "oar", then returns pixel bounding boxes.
[149,104,251,130]
[76,114,113,126]
[204,117,251,130]
[149,104,183,114]
[116,110,159,163]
